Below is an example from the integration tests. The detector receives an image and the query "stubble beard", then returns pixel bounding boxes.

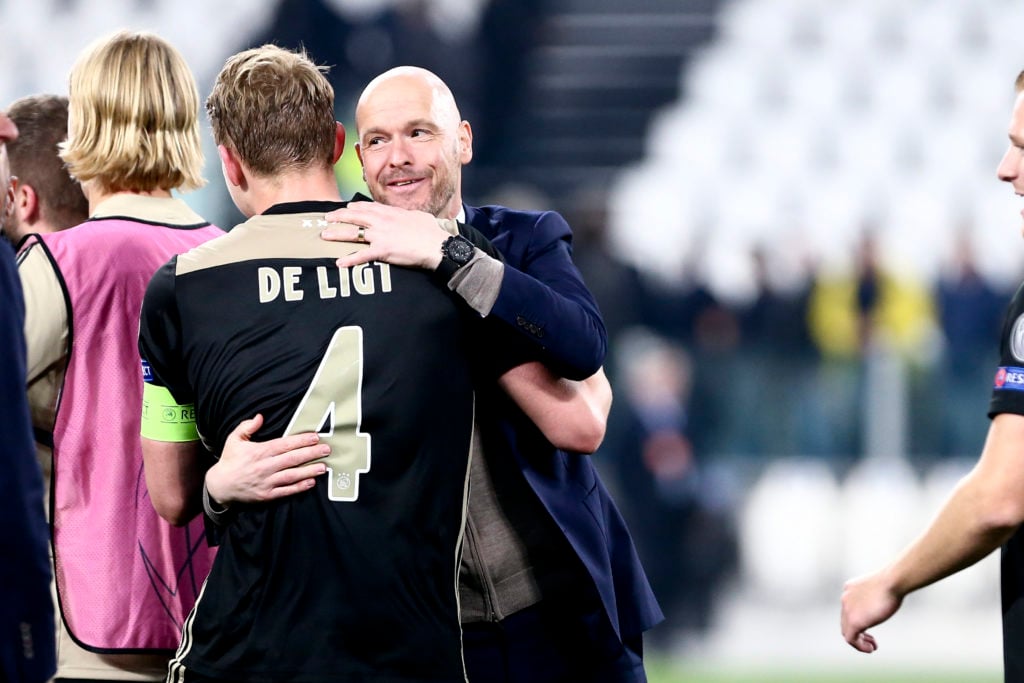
[383,172,456,219]
[424,173,456,218]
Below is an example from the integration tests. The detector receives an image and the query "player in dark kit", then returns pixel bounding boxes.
[139,45,601,683]
[139,46,484,683]
[842,69,1024,682]
[142,202,479,682]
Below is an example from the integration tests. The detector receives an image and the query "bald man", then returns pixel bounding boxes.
[319,67,662,683]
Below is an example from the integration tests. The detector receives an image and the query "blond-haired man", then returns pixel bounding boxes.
[18,30,221,682]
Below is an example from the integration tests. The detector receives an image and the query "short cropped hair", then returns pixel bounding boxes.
[207,44,336,176]
[61,30,205,193]
[1016,69,1024,93]
[7,95,88,229]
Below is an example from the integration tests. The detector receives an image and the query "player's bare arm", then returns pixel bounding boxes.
[498,364,611,454]
[840,411,1024,652]
[141,437,207,526]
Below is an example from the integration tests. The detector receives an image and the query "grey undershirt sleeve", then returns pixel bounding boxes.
[448,248,504,317]
[203,482,231,525]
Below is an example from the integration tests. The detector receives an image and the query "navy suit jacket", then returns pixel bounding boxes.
[464,203,663,650]
[1,241,56,683]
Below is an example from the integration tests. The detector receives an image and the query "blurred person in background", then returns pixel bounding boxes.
[6,95,89,516]
[560,184,651,358]
[841,69,1024,683]
[3,94,88,248]
[935,229,1008,457]
[0,109,56,683]
[605,328,737,649]
[808,228,935,459]
[737,244,823,456]
[17,30,222,682]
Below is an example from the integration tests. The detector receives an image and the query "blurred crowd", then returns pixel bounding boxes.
[548,188,1017,648]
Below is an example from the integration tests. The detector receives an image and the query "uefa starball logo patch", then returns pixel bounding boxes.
[995,366,1024,391]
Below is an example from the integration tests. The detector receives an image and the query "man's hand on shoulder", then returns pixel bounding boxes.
[206,414,330,506]
[322,201,449,270]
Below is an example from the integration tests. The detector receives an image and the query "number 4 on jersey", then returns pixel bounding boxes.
[283,326,371,502]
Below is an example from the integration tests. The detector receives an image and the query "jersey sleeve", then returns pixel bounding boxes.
[139,258,199,441]
[989,283,1024,418]
[458,221,504,262]
[17,239,68,384]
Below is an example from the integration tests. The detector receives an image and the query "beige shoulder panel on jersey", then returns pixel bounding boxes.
[175,213,371,276]
[19,242,68,385]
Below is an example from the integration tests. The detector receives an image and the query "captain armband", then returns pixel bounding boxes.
[141,382,199,442]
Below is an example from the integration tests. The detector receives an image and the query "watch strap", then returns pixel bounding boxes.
[435,253,462,282]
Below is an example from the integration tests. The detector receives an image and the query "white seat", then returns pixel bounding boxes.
[738,458,843,603]
[839,457,925,580]
[606,162,708,285]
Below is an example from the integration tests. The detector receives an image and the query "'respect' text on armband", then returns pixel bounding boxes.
[141,375,199,442]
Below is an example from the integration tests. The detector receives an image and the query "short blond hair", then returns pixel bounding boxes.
[61,30,205,193]
[207,45,336,176]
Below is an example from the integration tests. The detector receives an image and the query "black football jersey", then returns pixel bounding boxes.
[989,281,1024,418]
[141,202,476,683]
[987,280,1024,682]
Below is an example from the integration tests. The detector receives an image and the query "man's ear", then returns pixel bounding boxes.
[218,144,245,189]
[458,120,473,165]
[332,122,346,165]
[14,181,40,225]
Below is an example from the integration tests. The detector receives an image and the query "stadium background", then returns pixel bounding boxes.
[3,0,1020,679]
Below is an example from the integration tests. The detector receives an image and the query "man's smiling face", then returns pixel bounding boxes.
[354,72,472,220]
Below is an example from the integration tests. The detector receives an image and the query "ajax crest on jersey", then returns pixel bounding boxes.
[1012,314,1024,362]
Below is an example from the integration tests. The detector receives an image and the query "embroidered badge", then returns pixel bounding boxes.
[1012,314,1024,362]
[994,366,1024,391]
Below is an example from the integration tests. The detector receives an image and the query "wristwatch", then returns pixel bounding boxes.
[436,234,475,280]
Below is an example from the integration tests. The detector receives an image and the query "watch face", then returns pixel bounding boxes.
[447,236,474,265]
